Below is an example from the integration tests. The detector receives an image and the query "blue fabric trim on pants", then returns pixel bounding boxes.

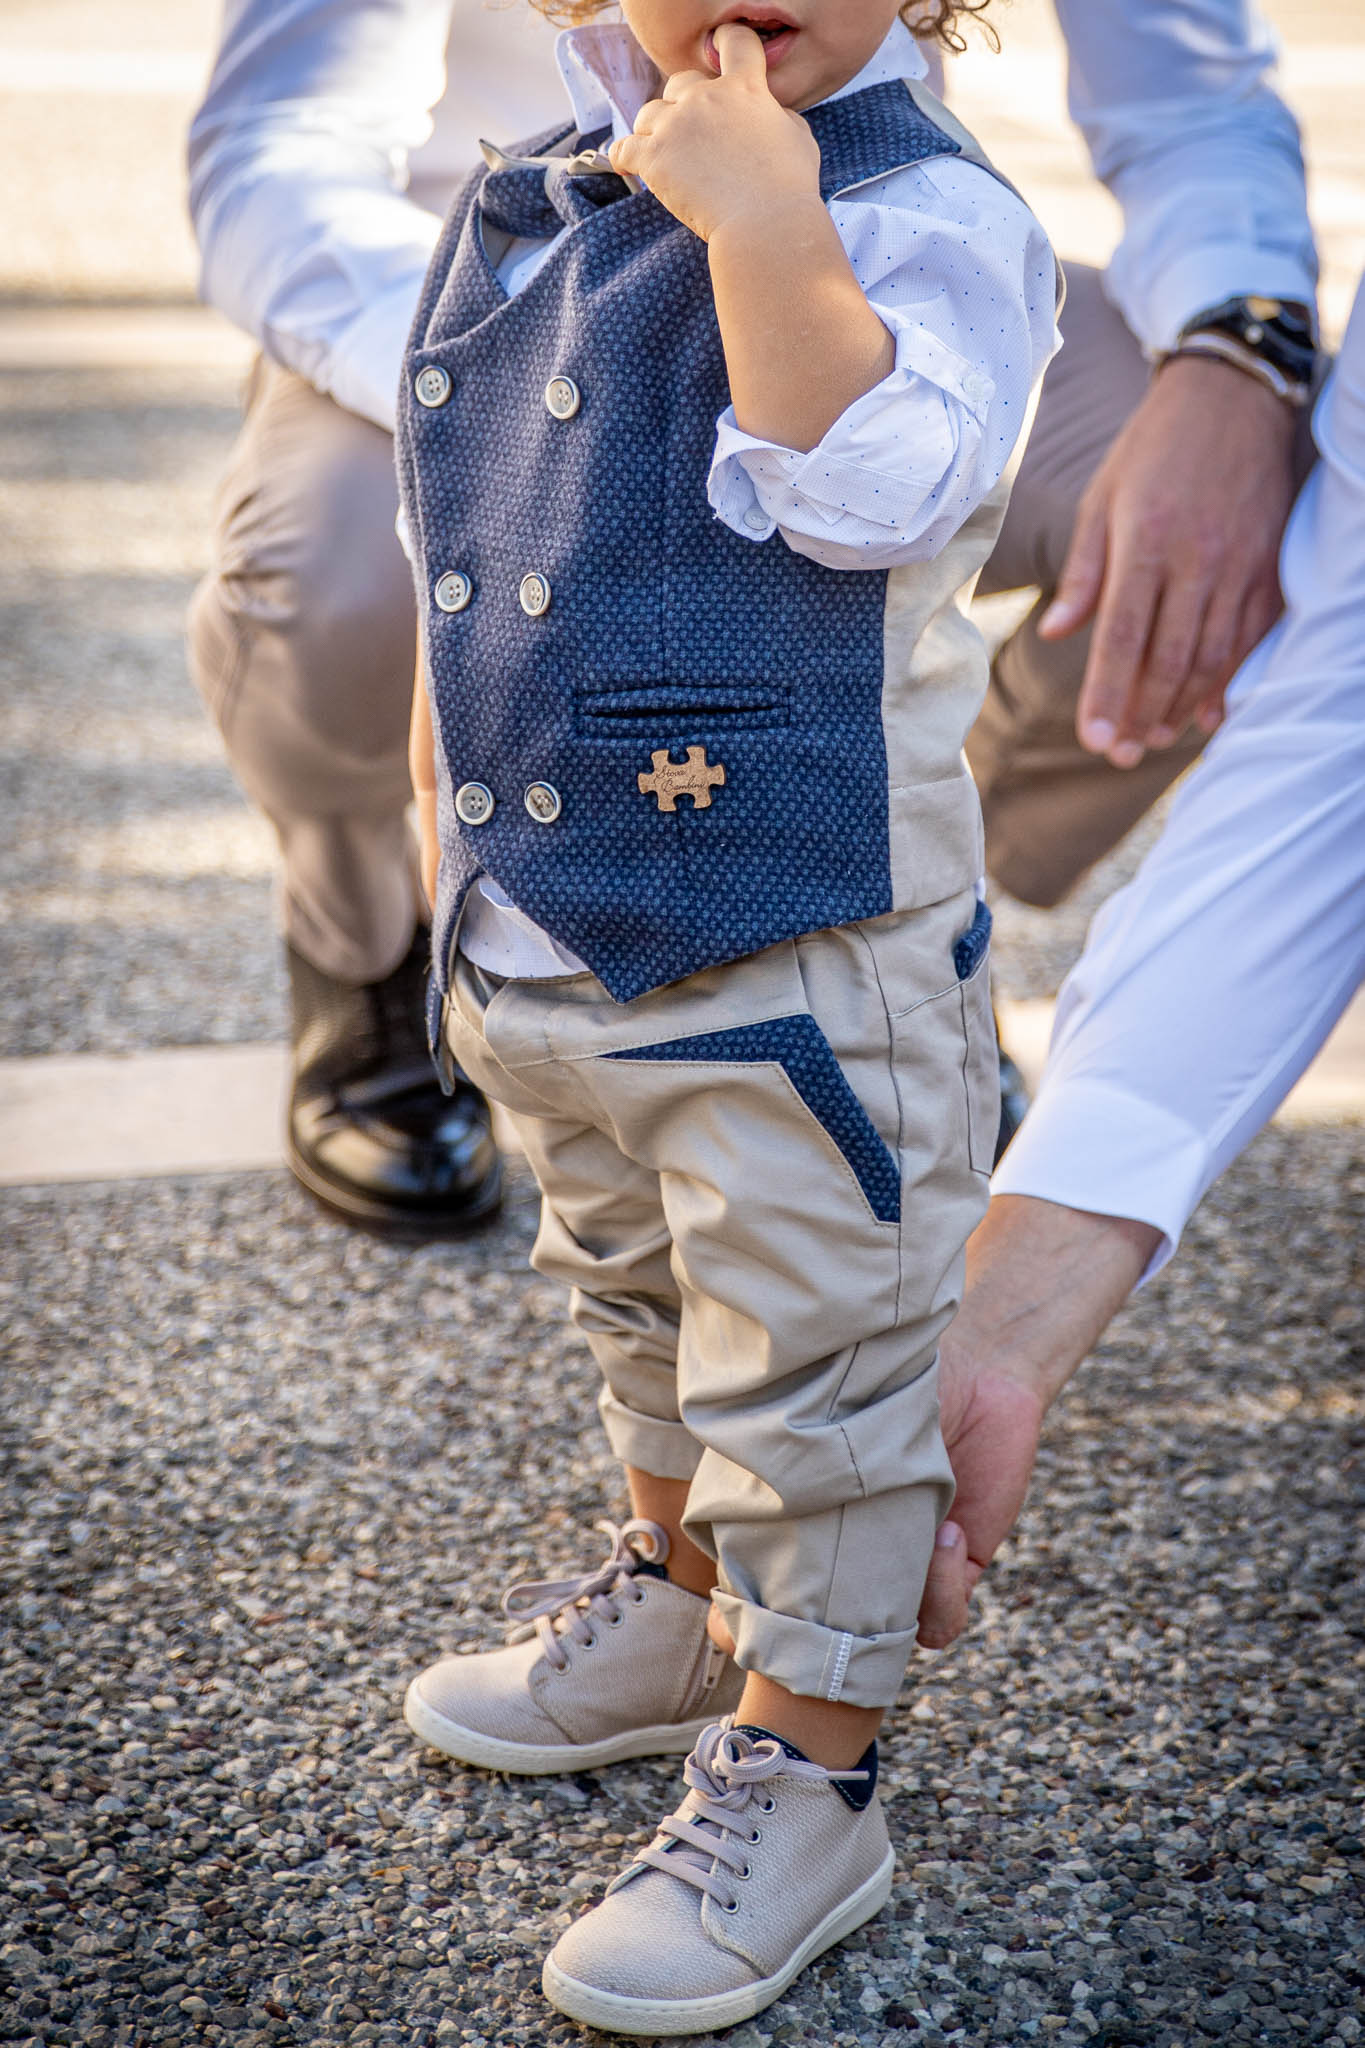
[605,1014,900,1224]
[953,899,992,982]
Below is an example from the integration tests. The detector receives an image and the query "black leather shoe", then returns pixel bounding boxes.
[286,932,502,1238]
[994,1020,1031,1167]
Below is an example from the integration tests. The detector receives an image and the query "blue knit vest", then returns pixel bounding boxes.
[399,80,968,1005]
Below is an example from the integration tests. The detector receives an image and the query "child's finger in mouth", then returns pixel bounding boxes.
[704,14,800,75]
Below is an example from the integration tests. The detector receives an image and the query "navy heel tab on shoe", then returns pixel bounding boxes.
[730,1725,879,1811]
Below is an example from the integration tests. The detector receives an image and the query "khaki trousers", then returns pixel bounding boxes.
[442,888,995,1708]
[187,265,1205,982]
[187,357,421,985]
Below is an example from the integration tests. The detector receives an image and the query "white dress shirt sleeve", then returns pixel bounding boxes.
[707,158,1059,571]
[993,275,1365,1279]
[1054,0,1317,351]
[188,0,455,434]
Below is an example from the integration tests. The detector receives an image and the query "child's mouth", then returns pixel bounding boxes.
[704,15,799,72]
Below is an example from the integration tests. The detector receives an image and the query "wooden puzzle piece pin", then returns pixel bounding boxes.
[637,746,727,813]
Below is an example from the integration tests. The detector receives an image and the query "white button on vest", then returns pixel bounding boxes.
[524,781,562,824]
[743,507,769,533]
[519,572,552,618]
[454,781,495,826]
[415,365,452,408]
[545,375,581,421]
[434,570,472,613]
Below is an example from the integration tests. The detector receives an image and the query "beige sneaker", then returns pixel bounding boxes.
[542,1721,894,2037]
[403,1519,743,1774]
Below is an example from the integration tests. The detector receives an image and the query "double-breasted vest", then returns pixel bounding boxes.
[397,76,1043,1005]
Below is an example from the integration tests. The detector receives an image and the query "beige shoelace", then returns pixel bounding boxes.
[500,1517,669,1674]
[615,1723,868,1912]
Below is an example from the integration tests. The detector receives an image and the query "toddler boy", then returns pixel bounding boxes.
[398,0,1058,2031]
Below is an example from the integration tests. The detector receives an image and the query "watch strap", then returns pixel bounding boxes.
[1164,295,1318,407]
[1164,331,1312,408]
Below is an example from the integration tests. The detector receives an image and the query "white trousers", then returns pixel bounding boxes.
[995,273,1365,1276]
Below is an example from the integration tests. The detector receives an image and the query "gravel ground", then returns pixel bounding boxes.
[0,356,284,1056]
[3,1129,1362,2048]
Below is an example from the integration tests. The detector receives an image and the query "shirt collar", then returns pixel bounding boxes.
[555,17,928,145]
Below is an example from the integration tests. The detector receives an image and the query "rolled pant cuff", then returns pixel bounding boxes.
[596,1390,704,1483]
[711,1590,918,1711]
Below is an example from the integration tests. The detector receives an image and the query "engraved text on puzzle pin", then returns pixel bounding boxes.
[637,746,727,812]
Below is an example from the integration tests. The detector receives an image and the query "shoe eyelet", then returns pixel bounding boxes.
[736,1863,752,1881]
[632,1586,648,1606]
[758,1796,776,1813]
[748,1829,762,1844]
[581,1631,598,1651]
[720,1897,740,1914]
[606,1611,624,1628]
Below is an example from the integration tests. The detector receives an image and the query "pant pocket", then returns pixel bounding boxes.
[603,1012,901,1225]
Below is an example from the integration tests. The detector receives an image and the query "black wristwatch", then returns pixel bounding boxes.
[1164,295,1318,409]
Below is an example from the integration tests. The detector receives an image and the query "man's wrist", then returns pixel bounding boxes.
[957,1197,1163,1412]
[1152,350,1299,441]
[1158,295,1318,412]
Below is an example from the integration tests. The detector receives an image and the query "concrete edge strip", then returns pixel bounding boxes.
[0,997,1360,1190]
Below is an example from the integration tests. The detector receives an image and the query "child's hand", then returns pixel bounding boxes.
[409,652,440,910]
[609,23,821,244]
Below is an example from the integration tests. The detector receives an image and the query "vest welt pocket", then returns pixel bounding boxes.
[574,684,789,736]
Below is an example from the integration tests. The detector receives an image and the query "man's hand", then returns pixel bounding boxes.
[916,1197,1161,1649]
[1041,355,1298,768]
[916,1353,1046,1649]
[608,24,819,245]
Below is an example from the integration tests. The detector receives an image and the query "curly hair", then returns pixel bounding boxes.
[525,3,999,57]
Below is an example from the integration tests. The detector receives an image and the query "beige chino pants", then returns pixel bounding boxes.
[187,265,1205,983]
[441,888,996,1709]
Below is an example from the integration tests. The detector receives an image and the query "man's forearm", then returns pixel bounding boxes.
[190,176,437,431]
[1054,0,1316,353]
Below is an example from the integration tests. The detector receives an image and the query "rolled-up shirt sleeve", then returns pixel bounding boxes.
[706,158,1059,571]
[1056,0,1317,352]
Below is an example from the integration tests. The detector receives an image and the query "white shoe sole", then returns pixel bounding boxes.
[540,1845,896,2036]
[403,1680,717,1775]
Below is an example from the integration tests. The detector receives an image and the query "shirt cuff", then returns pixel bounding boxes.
[991,1077,1210,1285]
[707,309,995,544]
[1108,245,1320,357]
[318,258,437,435]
